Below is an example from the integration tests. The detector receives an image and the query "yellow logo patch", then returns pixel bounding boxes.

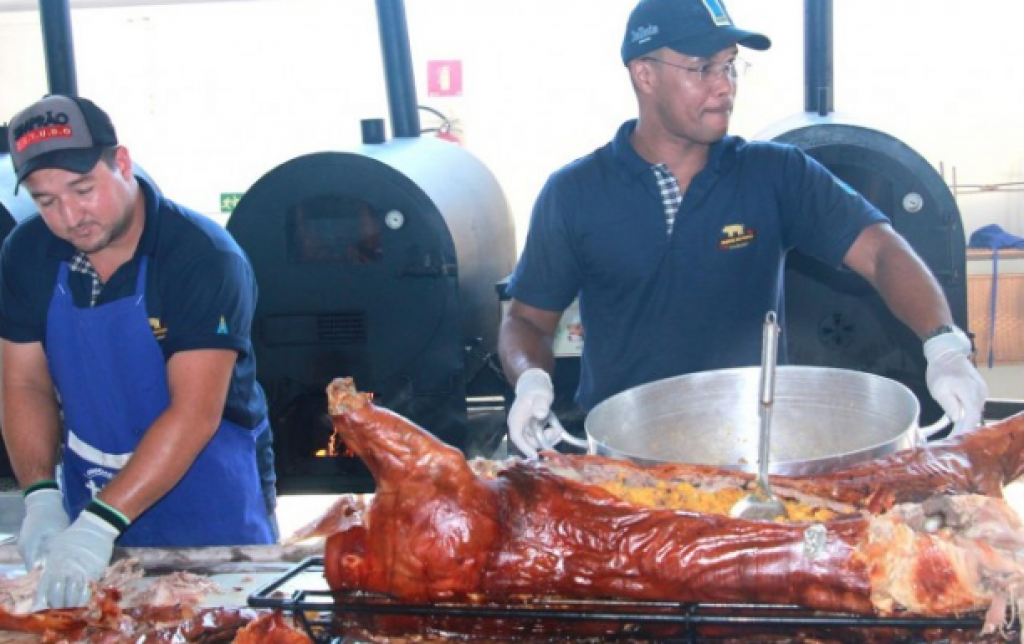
[149,317,168,340]
[718,223,756,250]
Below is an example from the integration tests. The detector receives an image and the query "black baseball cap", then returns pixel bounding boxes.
[621,0,771,64]
[7,94,118,189]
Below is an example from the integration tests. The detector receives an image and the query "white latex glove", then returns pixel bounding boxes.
[35,510,118,609]
[507,368,558,459]
[18,488,70,571]
[924,326,988,438]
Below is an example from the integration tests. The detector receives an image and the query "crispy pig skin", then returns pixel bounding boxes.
[0,607,88,638]
[780,420,1024,512]
[232,610,314,643]
[326,379,502,600]
[483,462,873,611]
[324,377,1024,625]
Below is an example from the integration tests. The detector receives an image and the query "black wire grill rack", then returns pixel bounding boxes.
[248,557,1004,643]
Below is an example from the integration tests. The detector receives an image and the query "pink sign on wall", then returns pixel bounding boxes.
[427,60,463,97]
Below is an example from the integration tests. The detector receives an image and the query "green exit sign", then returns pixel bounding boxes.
[220,192,244,214]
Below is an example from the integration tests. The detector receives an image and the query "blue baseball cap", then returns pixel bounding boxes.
[622,0,771,64]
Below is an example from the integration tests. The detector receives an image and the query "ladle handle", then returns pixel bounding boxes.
[759,312,779,407]
[755,312,780,486]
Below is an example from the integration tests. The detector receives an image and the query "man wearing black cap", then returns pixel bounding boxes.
[0,94,278,608]
[499,0,987,458]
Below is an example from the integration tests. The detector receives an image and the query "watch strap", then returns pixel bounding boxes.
[923,324,957,342]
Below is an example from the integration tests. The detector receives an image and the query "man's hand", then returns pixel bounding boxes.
[18,487,69,571]
[35,510,118,609]
[924,327,988,438]
[507,368,558,459]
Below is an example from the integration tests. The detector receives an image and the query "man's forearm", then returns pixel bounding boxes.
[2,387,63,487]
[97,411,217,521]
[2,340,65,488]
[870,244,953,340]
[499,315,558,385]
[847,224,953,340]
[96,348,235,521]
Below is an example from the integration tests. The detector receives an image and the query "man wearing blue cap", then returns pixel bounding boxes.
[500,0,987,458]
[0,94,278,609]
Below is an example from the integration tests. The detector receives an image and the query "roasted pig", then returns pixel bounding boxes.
[323,377,1024,641]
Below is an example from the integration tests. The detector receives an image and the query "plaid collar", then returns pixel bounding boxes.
[69,251,103,307]
[651,163,682,236]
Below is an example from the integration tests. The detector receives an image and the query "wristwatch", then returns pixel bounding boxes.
[923,324,958,342]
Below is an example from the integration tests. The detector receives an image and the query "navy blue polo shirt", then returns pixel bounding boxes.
[507,120,889,412]
[0,176,269,430]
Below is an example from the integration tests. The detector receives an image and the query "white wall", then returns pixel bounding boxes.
[1,0,1022,399]
[1,0,1021,246]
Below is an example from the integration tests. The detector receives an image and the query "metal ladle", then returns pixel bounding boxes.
[527,411,590,455]
[730,311,790,521]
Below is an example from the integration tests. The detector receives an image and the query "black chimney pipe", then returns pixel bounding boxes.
[39,0,78,96]
[803,0,833,116]
[374,0,421,139]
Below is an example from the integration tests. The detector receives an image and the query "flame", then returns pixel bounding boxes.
[316,429,356,458]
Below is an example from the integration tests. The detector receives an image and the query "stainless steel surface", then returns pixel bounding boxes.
[0,492,25,538]
[0,557,318,612]
[732,313,788,520]
[0,541,322,614]
[354,136,515,354]
[586,366,923,475]
[0,541,321,566]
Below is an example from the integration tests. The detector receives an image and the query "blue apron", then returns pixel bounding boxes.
[45,258,274,546]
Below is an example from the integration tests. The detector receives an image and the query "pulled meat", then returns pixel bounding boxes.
[1,560,146,616]
[323,377,1024,641]
[122,571,222,608]
[0,561,309,643]
[0,589,276,643]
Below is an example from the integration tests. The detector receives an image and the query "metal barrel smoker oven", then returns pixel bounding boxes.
[226,0,516,493]
[227,140,514,493]
[760,0,969,428]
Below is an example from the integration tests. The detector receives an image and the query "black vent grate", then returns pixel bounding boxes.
[317,312,367,344]
[263,312,367,346]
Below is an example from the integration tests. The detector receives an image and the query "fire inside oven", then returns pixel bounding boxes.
[287,196,384,267]
[226,139,515,493]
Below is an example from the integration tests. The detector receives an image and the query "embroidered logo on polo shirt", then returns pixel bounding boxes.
[149,317,168,340]
[217,316,229,334]
[719,223,756,250]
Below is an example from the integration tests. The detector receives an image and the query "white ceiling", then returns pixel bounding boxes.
[0,0,260,11]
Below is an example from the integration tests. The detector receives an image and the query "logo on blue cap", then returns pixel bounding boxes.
[630,24,659,46]
[702,0,733,26]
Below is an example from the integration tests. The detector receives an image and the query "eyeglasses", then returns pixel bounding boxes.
[640,56,750,84]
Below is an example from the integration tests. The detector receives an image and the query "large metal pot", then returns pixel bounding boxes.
[585,366,943,475]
